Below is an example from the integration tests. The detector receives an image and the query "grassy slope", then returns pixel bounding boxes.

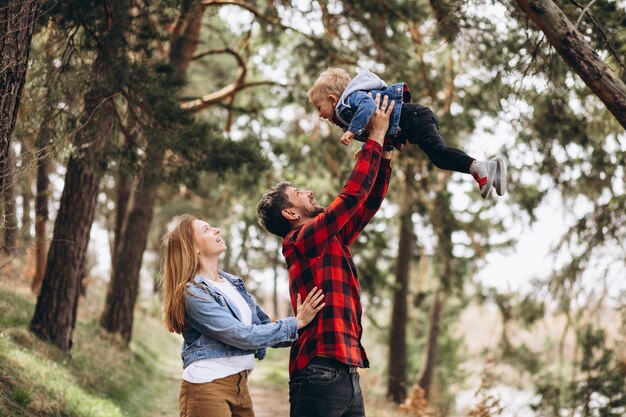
[0,276,407,417]
[0,284,182,417]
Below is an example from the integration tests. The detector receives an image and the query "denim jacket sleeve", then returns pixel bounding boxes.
[255,303,293,348]
[184,286,298,351]
[255,304,270,325]
[346,91,377,136]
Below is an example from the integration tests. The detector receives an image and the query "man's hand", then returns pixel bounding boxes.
[368,94,394,147]
[340,130,355,146]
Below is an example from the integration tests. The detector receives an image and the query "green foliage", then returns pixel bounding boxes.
[514,295,545,327]
[532,324,626,417]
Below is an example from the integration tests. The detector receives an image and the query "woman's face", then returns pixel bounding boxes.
[192,219,227,257]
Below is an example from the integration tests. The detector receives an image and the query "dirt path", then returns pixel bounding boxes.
[249,383,290,417]
[250,383,289,417]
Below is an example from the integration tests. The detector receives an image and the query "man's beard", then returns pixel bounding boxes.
[303,205,325,218]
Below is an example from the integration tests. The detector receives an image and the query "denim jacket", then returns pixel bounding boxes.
[334,69,410,138]
[181,271,298,369]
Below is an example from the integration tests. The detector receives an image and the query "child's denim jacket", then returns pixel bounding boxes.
[181,270,298,369]
[334,69,410,138]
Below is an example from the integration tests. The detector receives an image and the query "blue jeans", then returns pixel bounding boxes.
[289,357,365,417]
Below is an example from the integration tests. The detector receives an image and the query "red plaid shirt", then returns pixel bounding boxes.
[282,140,392,376]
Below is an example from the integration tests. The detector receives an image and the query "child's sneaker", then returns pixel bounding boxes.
[470,160,497,199]
[493,156,507,196]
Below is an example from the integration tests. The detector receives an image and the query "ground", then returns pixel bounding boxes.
[250,383,290,417]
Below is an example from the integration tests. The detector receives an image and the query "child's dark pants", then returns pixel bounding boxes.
[398,103,474,174]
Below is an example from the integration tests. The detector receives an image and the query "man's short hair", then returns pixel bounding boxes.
[257,181,293,238]
[307,67,351,103]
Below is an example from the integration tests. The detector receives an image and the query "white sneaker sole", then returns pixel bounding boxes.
[494,156,507,196]
[481,162,497,199]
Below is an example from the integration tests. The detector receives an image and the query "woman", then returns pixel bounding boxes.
[161,214,324,417]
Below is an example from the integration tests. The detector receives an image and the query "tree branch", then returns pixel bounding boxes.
[567,0,626,75]
[201,0,281,25]
[574,0,598,29]
[515,0,626,129]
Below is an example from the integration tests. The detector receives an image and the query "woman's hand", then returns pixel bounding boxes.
[295,287,325,329]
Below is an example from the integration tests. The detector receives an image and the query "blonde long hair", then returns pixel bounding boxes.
[161,214,199,334]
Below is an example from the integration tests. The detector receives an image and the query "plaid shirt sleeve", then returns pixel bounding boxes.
[336,157,391,246]
[289,140,382,258]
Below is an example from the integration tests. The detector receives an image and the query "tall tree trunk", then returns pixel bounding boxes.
[0,0,37,195]
[29,142,112,350]
[387,164,417,404]
[33,129,52,294]
[32,20,57,295]
[416,189,453,398]
[99,1,205,342]
[33,146,49,294]
[514,0,626,129]
[417,290,444,398]
[2,144,18,254]
[29,2,128,351]
[19,143,34,247]
[112,170,132,263]
[100,144,164,341]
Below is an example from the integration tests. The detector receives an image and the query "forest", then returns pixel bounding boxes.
[0,0,625,416]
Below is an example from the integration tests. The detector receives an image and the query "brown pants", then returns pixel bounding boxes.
[179,371,255,417]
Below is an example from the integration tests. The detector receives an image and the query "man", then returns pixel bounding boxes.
[256,94,394,417]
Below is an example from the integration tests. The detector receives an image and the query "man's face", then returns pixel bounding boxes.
[284,186,325,219]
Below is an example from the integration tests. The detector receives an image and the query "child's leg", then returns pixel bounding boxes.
[398,103,507,198]
[399,103,475,173]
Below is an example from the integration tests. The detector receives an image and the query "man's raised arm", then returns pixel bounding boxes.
[288,95,394,258]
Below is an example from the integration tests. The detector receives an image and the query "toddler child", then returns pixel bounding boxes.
[307,67,506,199]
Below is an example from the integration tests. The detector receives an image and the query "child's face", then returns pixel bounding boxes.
[311,94,337,121]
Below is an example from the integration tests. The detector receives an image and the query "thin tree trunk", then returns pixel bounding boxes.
[20,178,33,247]
[417,290,444,398]
[416,189,453,399]
[112,170,132,264]
[32,20,57,295]
[0,0,38,195]
[33,136,50,294]
[19,140,34,248]
[387,166,416,404]
[33,155,48,294]
[2,144,18,254]
[100,143,164,341]
[29,1,128,351]
[515,0,626,129]
[99,1,205,342]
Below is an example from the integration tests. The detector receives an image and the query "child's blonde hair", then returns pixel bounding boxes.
[307,67,352,103]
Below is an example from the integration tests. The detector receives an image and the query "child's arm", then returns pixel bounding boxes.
[346,91,378,137]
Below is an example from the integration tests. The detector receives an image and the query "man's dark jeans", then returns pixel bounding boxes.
[289,357,365,417]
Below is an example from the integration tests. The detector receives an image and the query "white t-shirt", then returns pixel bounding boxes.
[182,278,256,383]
